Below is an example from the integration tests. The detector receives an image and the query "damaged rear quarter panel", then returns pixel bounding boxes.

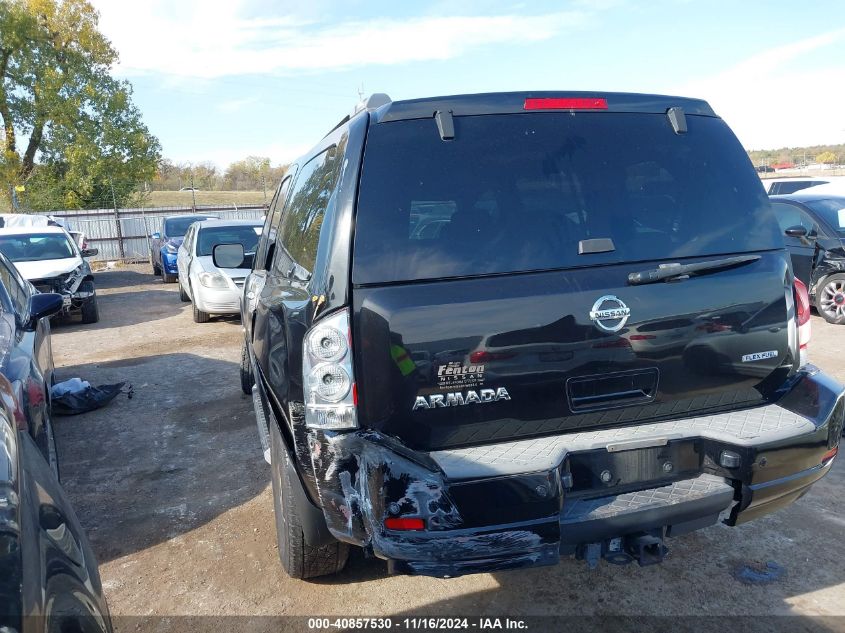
[305,429,559,567]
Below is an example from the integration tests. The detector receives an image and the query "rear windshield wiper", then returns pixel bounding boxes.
[627,254,761,286]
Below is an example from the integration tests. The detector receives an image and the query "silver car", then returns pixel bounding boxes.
[176,219,262,323]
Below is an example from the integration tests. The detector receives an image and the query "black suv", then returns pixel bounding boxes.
[236,92,844,579]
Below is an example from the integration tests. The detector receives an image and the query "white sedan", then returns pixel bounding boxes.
[176,219,262,323]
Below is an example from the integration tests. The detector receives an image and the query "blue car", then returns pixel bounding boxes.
[150,214,217,283]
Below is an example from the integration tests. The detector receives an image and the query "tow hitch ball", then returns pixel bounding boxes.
[580,532,668,568]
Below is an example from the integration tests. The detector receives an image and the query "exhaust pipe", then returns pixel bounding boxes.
[624,533,667,566]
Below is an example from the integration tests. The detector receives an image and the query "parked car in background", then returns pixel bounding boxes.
[68,229,88,251]
[177,219,261,323]
[0,373,112,633]
[0,249,63,474]
[770,192,845,324]
[0,226,100,324]
[150,214,218,283]
[240,92,842,579]
[762,176,840,195]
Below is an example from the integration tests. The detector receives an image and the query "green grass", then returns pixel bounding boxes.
[141,190,268,208]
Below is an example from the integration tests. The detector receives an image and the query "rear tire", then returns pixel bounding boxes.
[270,420,348,579]
[162,268,177,283]
[179,281,190,302]
[815,274,845,325]
[152,258,161,275]
[80,283,99,324]
[192,298,210,323]
[240,342,254,395]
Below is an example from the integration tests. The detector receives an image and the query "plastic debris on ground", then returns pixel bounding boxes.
[50,378,133,416]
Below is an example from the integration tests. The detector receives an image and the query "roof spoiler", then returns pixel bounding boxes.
[353,93,392,116]
[325,93,393,138]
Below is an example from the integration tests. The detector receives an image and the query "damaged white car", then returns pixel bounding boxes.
[0,225,100,323]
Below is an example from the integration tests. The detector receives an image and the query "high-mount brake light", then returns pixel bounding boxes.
[302,309,358,430]
[524,97,608,111]
[794,278,811,366]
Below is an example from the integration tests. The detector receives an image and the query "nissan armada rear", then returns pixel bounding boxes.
[239,92,844,578]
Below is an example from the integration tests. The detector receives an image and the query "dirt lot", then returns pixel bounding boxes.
[52,264,845,622]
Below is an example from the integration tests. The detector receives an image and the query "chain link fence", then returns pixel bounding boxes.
[48,204,266,262]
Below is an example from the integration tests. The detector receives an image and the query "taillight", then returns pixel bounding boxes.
[302,309,358,430]
[384,517,425,531]
[794,279,811,365]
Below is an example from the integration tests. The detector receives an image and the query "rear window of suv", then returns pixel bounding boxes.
[352,112,781,284]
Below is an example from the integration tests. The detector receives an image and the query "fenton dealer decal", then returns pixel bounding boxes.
[437,361,485,389]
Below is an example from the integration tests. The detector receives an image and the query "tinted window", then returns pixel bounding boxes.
[256,174,294,271]
[275,147,342,277]
[771,202,816,234]
[354,113,781,284]
[803,198,845,236]
[196,225,261,256]
[771,181,826,195]
[0,233,75,262]
[164,216,216,237]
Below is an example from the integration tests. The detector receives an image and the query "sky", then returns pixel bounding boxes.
[89,0,845,168]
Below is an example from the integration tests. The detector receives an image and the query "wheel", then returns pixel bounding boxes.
[815,274,845,324]
[80,283,99,324]
[162,268,177,284]
[240,342,254,395]
[269,420,348,579]
[192,298,210,323]
[179,280,190,302]
[152,257,161,275]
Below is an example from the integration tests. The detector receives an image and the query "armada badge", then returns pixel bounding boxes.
[413,387,511,411]
[589,295,631,333]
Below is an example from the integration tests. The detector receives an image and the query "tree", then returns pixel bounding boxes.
[0,0,160,210]
[816,151,837,165]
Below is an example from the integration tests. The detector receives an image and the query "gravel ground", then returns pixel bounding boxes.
[51,264,845,625]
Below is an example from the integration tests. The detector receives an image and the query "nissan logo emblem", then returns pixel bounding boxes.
[589,295,631,332]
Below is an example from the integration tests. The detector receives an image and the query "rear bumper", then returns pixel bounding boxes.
[294,367,844,577]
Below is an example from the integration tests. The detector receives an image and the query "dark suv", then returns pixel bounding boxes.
[238,92,844,579]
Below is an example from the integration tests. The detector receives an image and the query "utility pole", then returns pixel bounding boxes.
[262,173,267,205]
[190,168,197,211]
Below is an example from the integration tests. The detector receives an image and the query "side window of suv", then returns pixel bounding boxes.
[275,147,343,279]
[255,173,295,271]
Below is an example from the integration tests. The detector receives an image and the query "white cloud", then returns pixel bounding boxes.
[91,0,588,78]
[216,97,259,113]
[675,29,845,149]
